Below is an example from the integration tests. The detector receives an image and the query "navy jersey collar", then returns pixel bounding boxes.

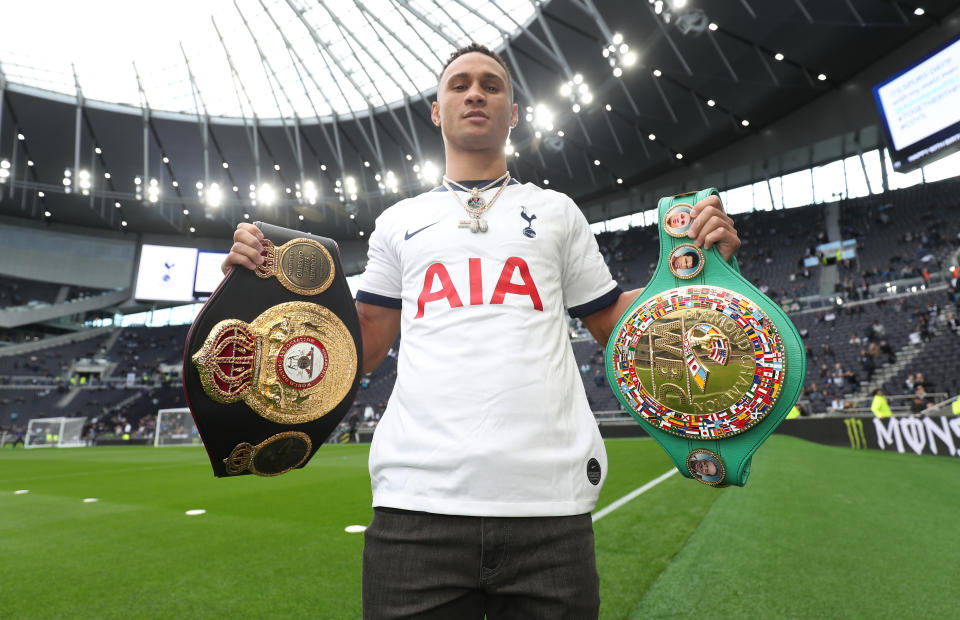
[431,178,521,192]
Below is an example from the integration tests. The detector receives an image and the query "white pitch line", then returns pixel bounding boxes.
[592,469,678,522]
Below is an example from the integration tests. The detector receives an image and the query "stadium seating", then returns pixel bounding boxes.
[1,181,959,432]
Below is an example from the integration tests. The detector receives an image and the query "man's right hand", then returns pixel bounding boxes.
[222,223,266,275]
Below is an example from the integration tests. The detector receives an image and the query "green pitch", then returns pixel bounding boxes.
[1,436,957,619]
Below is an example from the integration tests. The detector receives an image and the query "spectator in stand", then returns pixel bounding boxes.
[859,349,876,381]
[904,374,916,394]
[879,340,895,364]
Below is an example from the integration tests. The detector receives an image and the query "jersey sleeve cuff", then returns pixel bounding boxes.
[356,290,402,309]
[567,285,622,319]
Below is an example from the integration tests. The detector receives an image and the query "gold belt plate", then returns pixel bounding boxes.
[192,301,357,424]
[611,285,785,439]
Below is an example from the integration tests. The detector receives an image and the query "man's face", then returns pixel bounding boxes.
[673,254,694,270]
[432,53,518,153]
[668,212,691,229]
[692,459,718,476]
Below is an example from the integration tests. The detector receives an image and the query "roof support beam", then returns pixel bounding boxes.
[645,2,693,76]
[257,0,345,174]
[283,0,385,171]
[707,30,739,82]
[233,0,301,172]
[390,0,448,66]
[754,44,780,86]
[180,44,211,190]
[601,108,622,154]
[211,17,262,188]
[690,91,711,128]
[533,11,592,145]
[793,0,815,24]
[321,0,416,161]
[842,0,865,26]
[650,73,678,123]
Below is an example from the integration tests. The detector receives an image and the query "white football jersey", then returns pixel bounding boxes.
[356,180,620,517]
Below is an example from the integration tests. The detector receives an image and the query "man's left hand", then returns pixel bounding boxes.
[687,195,740,262]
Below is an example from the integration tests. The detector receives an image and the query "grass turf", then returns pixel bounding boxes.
[632,435,960,619]
[1,436,955,618]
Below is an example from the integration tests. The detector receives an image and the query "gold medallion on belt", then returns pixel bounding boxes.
[191,301,357,425]
[255,238,336,296]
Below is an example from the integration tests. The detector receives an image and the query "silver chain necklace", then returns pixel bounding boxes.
[442,172,511,233]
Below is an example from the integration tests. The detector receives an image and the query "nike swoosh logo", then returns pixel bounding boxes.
[404,221,440,240]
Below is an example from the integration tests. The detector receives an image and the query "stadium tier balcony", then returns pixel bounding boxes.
[0,333,113,377]
[114,325,190,372]
[0,388,62,428]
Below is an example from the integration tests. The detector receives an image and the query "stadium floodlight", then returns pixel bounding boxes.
[0,159,9,183]
[257,183,276,206]
[774,52,785,61]
[25,417,87,448]
[383,171,398,194]
[206,182,223,207]
[78,169,92,194]
[419,160,439,186]
[532,104,554,131]
[914,7,925,16]
[148,178,160,203]
[303,180,318,204]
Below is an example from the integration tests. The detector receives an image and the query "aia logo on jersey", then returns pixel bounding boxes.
[415,257,542,318]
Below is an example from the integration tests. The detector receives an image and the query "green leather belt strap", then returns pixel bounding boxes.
[604,189,806,487]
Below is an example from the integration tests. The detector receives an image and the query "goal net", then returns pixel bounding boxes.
[154,408,201,447]
[25,417,87,448]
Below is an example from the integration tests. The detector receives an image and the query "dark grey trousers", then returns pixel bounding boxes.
[362,508,600,620]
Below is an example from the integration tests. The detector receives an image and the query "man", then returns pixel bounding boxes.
[223,43,740,619]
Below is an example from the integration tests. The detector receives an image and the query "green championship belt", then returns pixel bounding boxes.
[604,189,805,486]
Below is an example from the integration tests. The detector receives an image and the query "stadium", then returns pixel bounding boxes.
[2,1,960,618]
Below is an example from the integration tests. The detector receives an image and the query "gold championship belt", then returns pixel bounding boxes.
[182,223,362,477]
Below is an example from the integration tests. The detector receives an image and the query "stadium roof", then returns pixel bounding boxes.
[0,0,957,241]
[0,0,539,121]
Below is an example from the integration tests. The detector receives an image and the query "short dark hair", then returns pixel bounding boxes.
[438,42,513,100]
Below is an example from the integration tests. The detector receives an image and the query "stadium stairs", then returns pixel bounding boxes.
[847,339,928,402]
[0,289,130,329]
